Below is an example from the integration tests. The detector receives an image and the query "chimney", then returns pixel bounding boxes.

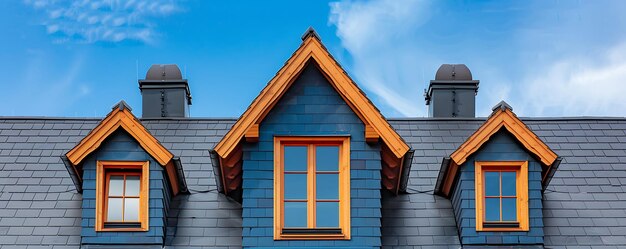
[425,64,479,118]
[139,64,192,118]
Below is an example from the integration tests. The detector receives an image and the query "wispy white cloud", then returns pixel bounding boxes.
[521,43,626,117]
[23,0,182,44]
[329,0,626,117]
[329,0,432,116]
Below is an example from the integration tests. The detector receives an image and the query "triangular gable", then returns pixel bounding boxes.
[435,101,559,197]
[66,101,173,166]
[213,28,411,196]
[214,29,409,159]
[64,101,186,195]
[451,101,557,166]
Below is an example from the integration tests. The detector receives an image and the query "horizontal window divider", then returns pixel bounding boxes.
[274,134,351,137]
[483,222,521,228]
[282,228,342,235]
[103,221,143,229]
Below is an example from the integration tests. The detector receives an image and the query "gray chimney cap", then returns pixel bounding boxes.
[146,64,183,81]
[435,64,473,81]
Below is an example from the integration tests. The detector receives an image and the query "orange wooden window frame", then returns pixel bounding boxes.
[273,137,351,240]
[96,161,149,232]
[475,161,529,232]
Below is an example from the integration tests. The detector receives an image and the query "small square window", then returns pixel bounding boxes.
[475,161,529,231]
[96,161,149,231]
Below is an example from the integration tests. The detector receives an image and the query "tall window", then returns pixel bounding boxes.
[96,161,149,231]
[475,161,529,231]
[273,137,350,240]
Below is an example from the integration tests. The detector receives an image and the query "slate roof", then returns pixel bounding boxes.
[384,118,626,249]
[0,118,240,249]
[0,116,625,248]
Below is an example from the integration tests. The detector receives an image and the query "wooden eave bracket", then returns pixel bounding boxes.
[64,101,187,195]
[365,124,380,143]
[245,124,259,142]
[436,101,559,197]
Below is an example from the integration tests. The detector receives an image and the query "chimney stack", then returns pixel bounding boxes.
[139,64,192,118]
[425,64,479,118]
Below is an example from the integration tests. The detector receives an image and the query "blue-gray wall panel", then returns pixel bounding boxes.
[450,130,544,245]
[80,130,171,246]
[241,63,383,248]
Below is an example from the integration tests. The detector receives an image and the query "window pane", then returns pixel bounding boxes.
[124,198,140,221]
[316,202,339,227]
[484,172,500,196]
[284,146,307,171]
[501,172,516,196]
[107,197,123,221]
[125,176,140,196]
[502,198,517,221]
[284,174,307,200]
[485,198,500,221]
[316,146,339,171]
[108,175,124,196]
[284,202,307,227]
[316,174,338,200]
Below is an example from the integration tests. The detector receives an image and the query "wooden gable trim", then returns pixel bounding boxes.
[213,34,409,161]
[437,102,558,197]
[66,105,173,166]
[450,108,557,167]
[65,101,185,196]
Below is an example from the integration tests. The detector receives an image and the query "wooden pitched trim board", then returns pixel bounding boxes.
[213,32,410,195]
[439,107,557,197]
[213,35,409,161]
[65,104,184,196]
[450,109,556,166]
[66,107,173,166]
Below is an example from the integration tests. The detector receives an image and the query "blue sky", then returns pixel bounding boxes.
[2,0,626,118]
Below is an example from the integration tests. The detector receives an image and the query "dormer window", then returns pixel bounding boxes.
[96,161,149,231]
[63,101,187,246]
[475,161,529,231]
[434,101,559,245]
[273,137,351,240]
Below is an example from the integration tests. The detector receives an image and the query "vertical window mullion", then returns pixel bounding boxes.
[307,144,316,228]
[499,171,502,222]
[516,168,520,223]
[280,145,285,228]
[105,174,110,222]
[122,174,126,222]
